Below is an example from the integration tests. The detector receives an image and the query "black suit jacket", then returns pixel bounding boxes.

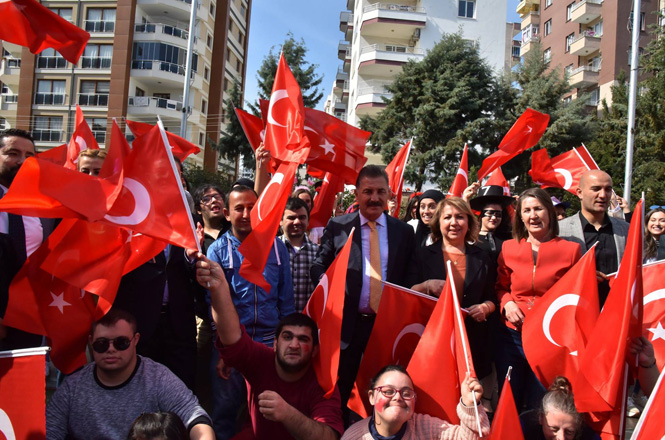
[113,246,203,344]
[311,212,416,344]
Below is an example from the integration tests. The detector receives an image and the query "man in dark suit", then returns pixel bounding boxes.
[310,165,416,414]
[0,129,57,349]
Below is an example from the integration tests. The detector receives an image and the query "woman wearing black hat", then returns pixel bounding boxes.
[468,185,513,262]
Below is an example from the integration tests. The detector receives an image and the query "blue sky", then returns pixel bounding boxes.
[243,0,521,111]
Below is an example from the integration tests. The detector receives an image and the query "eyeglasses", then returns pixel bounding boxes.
[91,336,133,353]
[201,194,223,204]
[650,205,665,210]
[373,386,416,400]
[481,209,502,219]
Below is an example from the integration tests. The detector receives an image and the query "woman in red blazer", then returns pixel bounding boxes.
[495,188,581,413]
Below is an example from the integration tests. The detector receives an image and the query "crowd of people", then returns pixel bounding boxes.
[0,127,661,439]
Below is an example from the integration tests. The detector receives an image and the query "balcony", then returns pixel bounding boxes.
[355,81,392,116]
[340,11,354,34]
[338,40,350,61]
[131,60,193,87]
[0,95,17,111]
[568,65,599,88]
[571,0,602,24]
[358,44,425,77]
[570,31,601,56]
[521,35,540,56]
[36,56,67,69]
[34,92,66,105]
[361,3,426,39]
[0,58,20,85]
[137,0,201,24]
[127,96,183,120]
[336,67,349,85]
[343,47,352,72]
[33,130,63,143]
[512,44,521,60]
[81,56,112,69]
[516,0,539,17]
[521,11,539,29]
[78,93,109,107]
[84,20,115,33]
[134,23,191,47]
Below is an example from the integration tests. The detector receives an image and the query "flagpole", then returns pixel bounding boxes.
[447,260,483,437]
[180,0,198,139]
[624,0,642,206]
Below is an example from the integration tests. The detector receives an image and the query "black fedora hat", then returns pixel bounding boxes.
[469,185,514,211]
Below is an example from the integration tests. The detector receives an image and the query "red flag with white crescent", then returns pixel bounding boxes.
[309,172,345,230]
[631,368,665,440]
[640,260,665,371]
[65,105,100,170]
[530,146,598,194]
[303,229,353,398]
[385,140,411,218]
[347,282,436,418]
[446,144,468,198]
[523,246,599,388]
[477,108,549,180]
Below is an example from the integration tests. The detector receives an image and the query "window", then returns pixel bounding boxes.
[85,8,116,32]
[629,11,647,31]
[566,2,574,21]
[207,33,213,49]
[82,44,113,68]
[564,64,574,76]
[35,80,66,105]
[458,0,475,18]
[236,59,242,72]
[201,98,207,115]
[545,0,552,7]
[33,116,63,142]
[591,20,603,36]
[0,118,6,130]
[86,118,106,143]
[131,42,198,74]
[198,132,204,146]
[563,96,572,105]
[587,88,600,106]
[543,47,552,63]
[544,19,552,36]
[37,48,66,68]
[79,80,110,106]
[209,1,215,15]
[49,7,72,21]
[565,33,575,52]
[589,56,602,70]
[628,46,644,65]
[238,31,245,46]
[204,66,210,81]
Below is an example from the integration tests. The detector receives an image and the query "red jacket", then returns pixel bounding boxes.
[496,237,581,331]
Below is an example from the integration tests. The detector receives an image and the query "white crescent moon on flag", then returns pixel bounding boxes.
[644,288,665,306]
[72,135,87,163]
[267,89,289,127]
[554,168,574,190]
[392,323,425,364]
[103,178,151,226]
[0,409,16,440]
[457,169,468,179]
[305,274,328,319]
[542,293,579,350]
[256,172,284,222]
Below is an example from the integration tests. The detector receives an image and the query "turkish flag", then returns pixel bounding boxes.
[309,172,345,230]
[485,167,511,196]
[385,140,411,218]
[447,144,468,198]
[4,240,104,374]
[523,247,599,389]
[238,161,298,293]
[64,105,100,170]
[0,0,89,63]
[347,282,436,418]
[477,108,549,180]
[127,119,201,161]
[303,229,353,398]
[101,123,199,250]
[631,368,665,440]
[0,347,48,439]
[304,108,369,184]
[234,107,264,152]
[575,200,644,413]
[641,261,665,371]
[530,147,598,194]
[407,263,476,423]
[264,53,310,164]
[38,143,68,166]
[489,374,524,440]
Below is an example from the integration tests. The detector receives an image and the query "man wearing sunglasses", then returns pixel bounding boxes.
[46,309,214,440]
[195,253,343,440]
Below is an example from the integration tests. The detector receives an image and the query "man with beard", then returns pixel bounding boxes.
[280,197,319,312]
[195,253,343,440]
[194,184,229,253]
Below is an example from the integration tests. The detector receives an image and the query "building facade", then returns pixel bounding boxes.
[328,0,515,126]
[0,0,251,170]
[518,0,660,107]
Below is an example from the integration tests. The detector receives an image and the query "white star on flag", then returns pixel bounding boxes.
[648,322,665,342]
[320,139,336,160]
[49,292,72,314]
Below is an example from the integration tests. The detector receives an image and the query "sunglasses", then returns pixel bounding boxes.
[481,209,502,219]
[373,386,417,400]
[91,336,133,353]
[650,205,665,211]
[201,194,223,204]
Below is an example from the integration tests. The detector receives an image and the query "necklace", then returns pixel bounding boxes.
[443,249,464,265]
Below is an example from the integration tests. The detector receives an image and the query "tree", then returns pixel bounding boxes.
[360,33,514,191]
[249,32,323,111]
[211,78,255,179]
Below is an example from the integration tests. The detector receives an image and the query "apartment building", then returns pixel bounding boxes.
[328,0,515,126]
[518,0,659,107]
[0,0,251,170]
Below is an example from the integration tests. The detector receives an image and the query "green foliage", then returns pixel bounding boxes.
[360,33,513,191]
[183,163,233,193]
[211,78,255,175]
[249,32,323,111]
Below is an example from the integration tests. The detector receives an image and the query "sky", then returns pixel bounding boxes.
[243,0,522,112]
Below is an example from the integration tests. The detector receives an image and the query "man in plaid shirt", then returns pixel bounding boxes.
[280,197,319,312]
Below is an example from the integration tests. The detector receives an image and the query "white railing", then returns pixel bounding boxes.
[81,57,112,69]
[569,65,600,76]
[128,96,183,111]
[84,20,115,32]
[37,56,67,69]
[573,30,601,43]
[78,93,109,106]
[34,93,66,105]
[33,130,63,142]
[571,0,602,13]
[135,23,189,40]
[363,3,426,13]
[1,95,18,103]
[360,44,425,55]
